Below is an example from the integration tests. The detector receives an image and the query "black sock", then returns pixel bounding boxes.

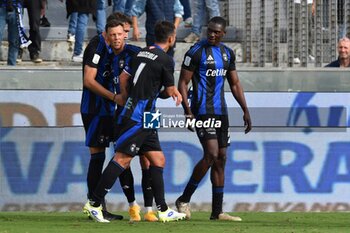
[211,186,224,217]
[91,159,125,206]
[179,177,199,203]
[142,169,154,207]
[149,166,167,212]
[119,167,135,203]
[87,152,105,198]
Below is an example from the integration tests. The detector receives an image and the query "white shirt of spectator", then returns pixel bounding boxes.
[294,0,313,4]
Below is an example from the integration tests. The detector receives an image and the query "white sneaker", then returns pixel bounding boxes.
[83,201,110,223]
[214,212,242,221]
[293,57,301,64]
[184,32,200,43]
[184,17,193,27]
[72,54,83,63]
[158,208,186,222]
[67,33,75,42]
[175,198,191,219]
[308,54,315,62]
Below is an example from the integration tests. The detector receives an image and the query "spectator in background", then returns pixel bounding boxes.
[130,0,183,57]
[325,37,350,67]
[0,0,20,65]
[180,0,191,27]
[23,0,43,63]
[113,0,134,16]
[96,0,105,35]
[293,0,315,64]
[66,0,97,63]
[183,0,220,43]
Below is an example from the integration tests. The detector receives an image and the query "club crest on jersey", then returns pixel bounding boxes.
[119,59,124,69]
[223,53,228,61]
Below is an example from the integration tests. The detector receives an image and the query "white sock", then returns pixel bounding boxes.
[129,201,138,207]
[145,206,153,212]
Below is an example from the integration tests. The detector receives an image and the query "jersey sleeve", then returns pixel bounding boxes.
[161,55,175,87]
[227,47,236,71]
[83,37,102,69]
[181,46,200,72]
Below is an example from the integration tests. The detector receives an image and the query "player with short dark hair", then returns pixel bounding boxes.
[106,12,159,222]
[84,20,186,223]
[176,16,252,221]
[81,19,129,221]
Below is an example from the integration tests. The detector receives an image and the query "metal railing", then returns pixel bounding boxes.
[226,0,350,67]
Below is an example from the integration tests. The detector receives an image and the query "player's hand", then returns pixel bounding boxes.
[243,111,252,134]
[132,28,140,41]
[172,88,182,106]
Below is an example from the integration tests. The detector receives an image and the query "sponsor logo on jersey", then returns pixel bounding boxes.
[206,68,227,76]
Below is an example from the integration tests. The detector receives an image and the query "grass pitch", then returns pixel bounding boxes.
[0,212,349,233]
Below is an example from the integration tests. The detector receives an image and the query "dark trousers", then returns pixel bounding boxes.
[24,0,42,57]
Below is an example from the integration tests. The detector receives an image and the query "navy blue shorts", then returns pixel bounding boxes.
[114,118,161,156]
[82,114,113,147]
[195,115,230,148]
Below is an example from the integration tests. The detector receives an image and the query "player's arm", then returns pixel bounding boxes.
[83,65,124,105]
[178,68,194,116]
[162,86,182,106]
[118,70,131,105]
[227,70,252,134]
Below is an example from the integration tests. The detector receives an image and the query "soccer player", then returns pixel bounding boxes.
[176,16,252,221]
[84,20,186,223]
[80,19,128,221]
[107,12,159,222]
[325,37,350,68]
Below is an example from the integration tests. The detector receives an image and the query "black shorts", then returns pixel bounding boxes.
[195,115,230,148]
[113,118,161,156]
[82,114,113,147]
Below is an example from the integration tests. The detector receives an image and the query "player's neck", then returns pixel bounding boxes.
[154,43,169,53]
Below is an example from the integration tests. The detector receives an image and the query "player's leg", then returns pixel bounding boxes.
[176,138,218,219]
[82,114,123,220]
[144,150,186,222]
[209,116,241,221]
[85,119,142,222]
[85,151,133,222]
[140,156,158,222]
[118,167,141,221]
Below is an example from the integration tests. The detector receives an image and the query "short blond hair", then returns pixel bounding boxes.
[339,37,350,44]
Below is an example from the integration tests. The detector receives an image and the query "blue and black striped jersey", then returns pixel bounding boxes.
[112,44,141,116]
[80,34,115,116]
[119,45,175,123]
[182,40,236,116]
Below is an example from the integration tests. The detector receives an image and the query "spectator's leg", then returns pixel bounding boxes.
[124,0,135,16]
[7,10,19,65]
[205,0,220,19]
[0,8,7,61]
[73,13,89,56]
[27,0,42,59]
[96,0,106,35]
[67,12,78,38]
[180,0,192,21]
[192,0,206,36]
[113,0,126,13]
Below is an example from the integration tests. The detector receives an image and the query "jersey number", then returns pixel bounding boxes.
[133,62,146,85]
